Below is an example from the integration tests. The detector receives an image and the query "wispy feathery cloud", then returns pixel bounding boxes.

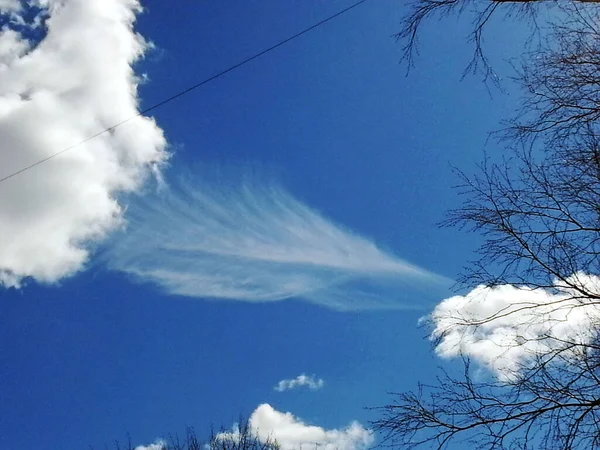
[106,172,451,310]
[275,374,324,392]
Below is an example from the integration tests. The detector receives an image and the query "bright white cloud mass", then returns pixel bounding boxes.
[0,0,167,287]
[275,374,324,392]
[216,404,373,450]
[430,273,600,378]
[134,441,166,450]
[106,173,451,310]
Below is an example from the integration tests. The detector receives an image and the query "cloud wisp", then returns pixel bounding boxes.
[0,0,168,287]
[106,173,451,311]
[274,374,324,392]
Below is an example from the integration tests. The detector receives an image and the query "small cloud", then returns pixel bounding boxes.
[274,374,324,392]
[134,440,166,450]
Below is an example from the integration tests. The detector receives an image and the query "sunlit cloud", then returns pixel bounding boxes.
[430,273,600,379]
[106,172,451,311]
[134,440,166,450]
[0,0,167,288]
[215,404,373,450]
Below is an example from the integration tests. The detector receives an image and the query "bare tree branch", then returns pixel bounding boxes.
[374,2,600,449]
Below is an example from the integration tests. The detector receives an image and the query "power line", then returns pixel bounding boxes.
[0,0,369,185]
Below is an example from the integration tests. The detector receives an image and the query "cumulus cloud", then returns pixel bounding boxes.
[430,273,600,378]
[216,404,373,450]
[0,0,167,287]
[275,374,324,392]
[134,441,166,450]
[106,173,451,311]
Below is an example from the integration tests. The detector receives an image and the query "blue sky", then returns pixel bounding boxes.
[0,1,530,449]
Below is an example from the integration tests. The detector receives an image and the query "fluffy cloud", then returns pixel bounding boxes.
[0,27,28,62]
[216,404,373,450]
[274,374,324,392]
[0,0,167,287]
[134,441,166,450]
[430,273,600,378]
[106,174,451,310]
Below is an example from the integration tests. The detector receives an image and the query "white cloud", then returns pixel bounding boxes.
[106,173,451,311]
[0,0,168,287]
[275,374,324,392]
[0,27,29,62]
[0,0,20,14]
[216,404,373,450]
[134,441,165,450]
[430,273,600,378]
